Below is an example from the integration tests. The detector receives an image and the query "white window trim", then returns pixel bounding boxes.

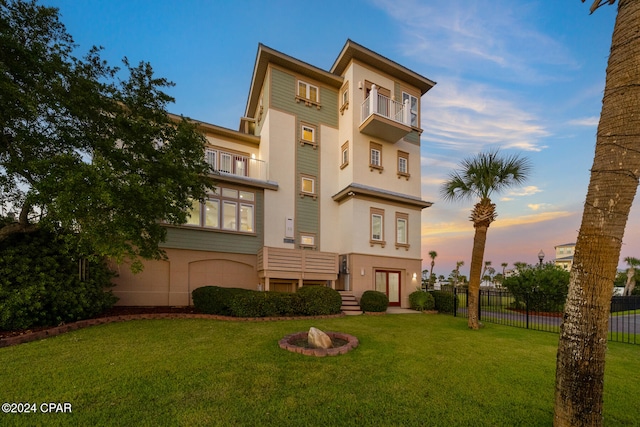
[402,91,419,128]
[296,80,321,108]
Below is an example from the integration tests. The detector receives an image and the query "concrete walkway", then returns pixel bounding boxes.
[386,307,421,314]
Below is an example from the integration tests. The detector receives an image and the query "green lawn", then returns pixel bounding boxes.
[1,314,638,426]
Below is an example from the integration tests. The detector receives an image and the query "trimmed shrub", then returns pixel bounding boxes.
[409,290,435,311]
[359,290,389,312]
[430,290,457,314]
[0,229,117,330]
[192,286,253,315]
[297,286,342,315]
[228,291,279,317]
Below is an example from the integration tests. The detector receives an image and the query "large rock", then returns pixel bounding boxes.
[308,327,333,349]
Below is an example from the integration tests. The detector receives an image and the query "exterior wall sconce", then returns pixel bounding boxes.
[360,268,365,276]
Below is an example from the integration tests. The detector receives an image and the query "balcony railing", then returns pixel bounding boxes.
[361,84,410,126]
[205,149,268,181]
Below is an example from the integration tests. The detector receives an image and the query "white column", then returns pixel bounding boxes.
[370,84,378,115]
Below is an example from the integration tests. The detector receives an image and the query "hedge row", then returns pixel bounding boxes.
[408,291,435,311]
[191,285,342,317]
[429,290,457,314]
[0,229,118,330]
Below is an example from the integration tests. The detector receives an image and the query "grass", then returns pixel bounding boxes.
[1,314,639,426]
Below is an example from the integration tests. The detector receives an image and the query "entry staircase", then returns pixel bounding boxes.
[339,291,362,315]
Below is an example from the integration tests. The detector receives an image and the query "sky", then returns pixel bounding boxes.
[41,0,635,278]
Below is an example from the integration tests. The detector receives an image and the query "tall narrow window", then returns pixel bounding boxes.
[402,92,419,127]
[300,123,316,147]
[205,149,217,170]
[397,151,410,179]
[370,208,385,246]
[204,199,219,228]
[370,142,383,172]
[186,198,201,226]
[341,141,349,169]
[396,212,409,249]
[220,153,232,173]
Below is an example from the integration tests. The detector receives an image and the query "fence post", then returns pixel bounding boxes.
[453,287,457,317]
[478,289,482,322]
[525,292,530,329]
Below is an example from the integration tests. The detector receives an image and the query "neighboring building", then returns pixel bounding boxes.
[112,40,435,308]
[554,243,576,271]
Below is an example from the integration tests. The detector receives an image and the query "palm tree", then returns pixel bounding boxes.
[501,262,508,276]
[481,260,492,280]
[454,260,464,285]
[428,251,438,289]
[623,256,640,296]
[555,2,640,426]
[441,149,531,329]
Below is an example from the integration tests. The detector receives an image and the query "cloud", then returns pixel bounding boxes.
[528,203,551,211]
[568,116,599,127]
[505,186,542,197]
[421,80,550,153]
[423,210,575,238]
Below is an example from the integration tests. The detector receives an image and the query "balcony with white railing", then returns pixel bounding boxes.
[205,149,269,182]
[360,84,412,143]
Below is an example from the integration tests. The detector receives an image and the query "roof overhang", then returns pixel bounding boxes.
[331,40,436,96]
[332,183,433,209]
[245,44,343,119]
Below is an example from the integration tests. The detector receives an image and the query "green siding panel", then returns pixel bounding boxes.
[404,130,420,145]
[271,68,338,128]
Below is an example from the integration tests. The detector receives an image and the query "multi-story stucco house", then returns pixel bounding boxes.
[112,40,435,308]
[554,243,576,271]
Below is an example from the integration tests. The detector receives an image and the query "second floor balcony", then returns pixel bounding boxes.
[360,84,412,143]
[205,149,268,182]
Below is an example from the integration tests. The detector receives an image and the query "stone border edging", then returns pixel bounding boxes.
[279,331,359,357]
[0,312,345,348]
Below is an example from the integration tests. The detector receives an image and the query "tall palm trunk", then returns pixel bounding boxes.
[467,199,496,329]
[554,1,640,425]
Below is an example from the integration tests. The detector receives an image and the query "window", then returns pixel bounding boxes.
[300,234,316,248]
[402,92,419,127]
[396,212,409,249]
[370,142,383,172]
[397,151,410,179]
[204,199,219,228]
[300,175,316,198]
[340,83,349,114]
[297,80,319,104]
[341,141,349,169]
[184,186,255,234]
[205,149,217,170]
[300,123,317,147]
[370,208,385,246]
[186,198,201,226]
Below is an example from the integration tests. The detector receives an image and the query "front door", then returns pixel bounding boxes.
[375,270,401,306]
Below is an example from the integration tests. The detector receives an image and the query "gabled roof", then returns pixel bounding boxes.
[331,39,436,96]
[245,44,343,119]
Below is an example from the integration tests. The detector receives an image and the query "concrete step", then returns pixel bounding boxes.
[339,291,363,315]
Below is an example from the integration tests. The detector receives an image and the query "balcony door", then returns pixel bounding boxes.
[375,270,401,306]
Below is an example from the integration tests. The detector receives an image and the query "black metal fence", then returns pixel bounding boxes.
[449,288,639,345]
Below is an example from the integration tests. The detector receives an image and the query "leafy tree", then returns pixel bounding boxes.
[0,0,212,269]
[441,149,531,329]
[555,1,640,425]
[502,263,570,312]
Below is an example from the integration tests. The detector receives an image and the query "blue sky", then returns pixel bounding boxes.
[44,0,634,278]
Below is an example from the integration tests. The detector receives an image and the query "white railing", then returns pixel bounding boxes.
[361,84,410,126]
[205,149,268,181]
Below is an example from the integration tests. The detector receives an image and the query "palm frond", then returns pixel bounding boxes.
[440,148,532,203]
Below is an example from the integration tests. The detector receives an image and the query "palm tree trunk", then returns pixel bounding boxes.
[554,1,640,425]
[467,224,488,329]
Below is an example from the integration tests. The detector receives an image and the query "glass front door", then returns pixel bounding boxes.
[375,270,401,306]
